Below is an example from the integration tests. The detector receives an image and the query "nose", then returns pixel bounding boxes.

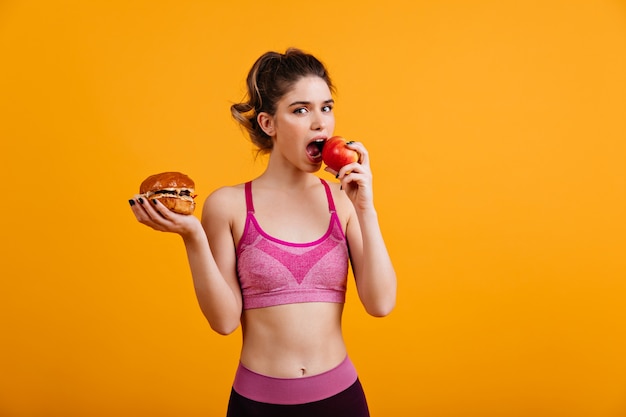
[311,110,326,131]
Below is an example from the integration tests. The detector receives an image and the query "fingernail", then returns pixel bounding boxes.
[335,173,340,179]
[138,198,144,204]
[152,199,158,205]
[128,199,136,206]
[346,141,355,144]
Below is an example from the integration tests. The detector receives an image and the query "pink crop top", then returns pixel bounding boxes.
[236,179,349,310]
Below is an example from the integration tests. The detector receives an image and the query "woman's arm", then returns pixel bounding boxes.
[345,205,397,317]
[129,189,243,335]
[331,142,397,317]
[196,187,243,334]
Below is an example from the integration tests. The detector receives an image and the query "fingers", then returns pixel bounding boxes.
[346,141,368,166]
[331,141,374,203]
[129,194,172,231]
[129,194,201,237]
[323,166,338,177]
[129,194,148,221]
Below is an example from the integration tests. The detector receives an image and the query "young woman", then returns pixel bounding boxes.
[129,48,397,416]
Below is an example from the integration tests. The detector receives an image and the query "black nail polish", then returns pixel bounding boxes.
[152,199,158,205]
[129,199,136,206]
[138,197,144,204]
[335,173,340,179]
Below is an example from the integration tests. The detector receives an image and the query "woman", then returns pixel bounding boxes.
[129,48,397,416]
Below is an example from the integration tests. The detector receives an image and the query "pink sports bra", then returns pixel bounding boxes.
[236,179,349,310]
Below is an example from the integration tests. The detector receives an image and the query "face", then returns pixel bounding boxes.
[258,76,335,172]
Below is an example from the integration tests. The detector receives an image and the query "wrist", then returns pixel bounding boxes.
[355,206,378,222]
[180,220,206,244]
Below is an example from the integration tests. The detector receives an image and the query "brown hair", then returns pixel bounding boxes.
[231,48,335,153]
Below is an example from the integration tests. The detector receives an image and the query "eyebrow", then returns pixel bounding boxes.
[288,99,335,107]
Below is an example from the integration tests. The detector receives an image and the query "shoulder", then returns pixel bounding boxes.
[201,183,247,222]
[205,183,245,206]
[324,179,350,206]
[324,179,356,219]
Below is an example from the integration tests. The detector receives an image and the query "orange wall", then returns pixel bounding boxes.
[1,1,625,416]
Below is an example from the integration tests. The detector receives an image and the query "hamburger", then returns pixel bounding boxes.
[140,171,196,215]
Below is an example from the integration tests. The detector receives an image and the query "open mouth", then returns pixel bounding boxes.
[306,138,326,162]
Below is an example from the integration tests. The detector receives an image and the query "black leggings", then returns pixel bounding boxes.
[226,378,370,417]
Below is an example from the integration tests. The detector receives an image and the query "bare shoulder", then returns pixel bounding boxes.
[201,183,246,222]
[325,180,356,219]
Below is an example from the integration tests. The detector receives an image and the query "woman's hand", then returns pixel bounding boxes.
[324,141,374,211]
[326,141,397,316]
[129,196,202,239]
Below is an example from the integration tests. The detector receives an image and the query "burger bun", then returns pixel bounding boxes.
[140,171,196,215]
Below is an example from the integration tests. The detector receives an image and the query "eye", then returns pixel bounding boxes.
[322,104,334,112]
[293,107,309,114]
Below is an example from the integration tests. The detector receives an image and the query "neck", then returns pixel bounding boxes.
[256,153,321,189]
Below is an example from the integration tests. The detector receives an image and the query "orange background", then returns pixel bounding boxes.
[1,1,625,416]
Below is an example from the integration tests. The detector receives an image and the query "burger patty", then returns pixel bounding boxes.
[152,189,193,197]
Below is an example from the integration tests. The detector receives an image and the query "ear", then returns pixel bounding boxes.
[257,112,275,137]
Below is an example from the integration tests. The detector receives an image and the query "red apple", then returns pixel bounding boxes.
[321,136,359,172]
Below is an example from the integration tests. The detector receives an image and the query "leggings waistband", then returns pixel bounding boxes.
[232,356,358,405]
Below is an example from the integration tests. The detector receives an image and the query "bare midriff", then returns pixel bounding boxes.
[239,302,347,378]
